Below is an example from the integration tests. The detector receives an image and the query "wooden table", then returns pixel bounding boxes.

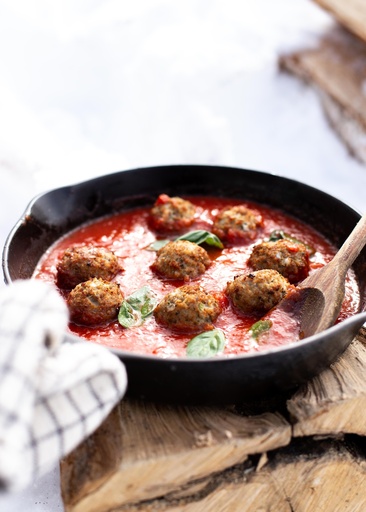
[61,329,366,512]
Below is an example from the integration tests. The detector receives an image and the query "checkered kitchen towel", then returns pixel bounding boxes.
[0,279,127,492]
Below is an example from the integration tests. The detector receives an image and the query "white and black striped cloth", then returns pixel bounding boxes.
[0,279,127,492]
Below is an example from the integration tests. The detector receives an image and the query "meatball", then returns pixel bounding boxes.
[57,245,120,289]
[248,238,310,283]
[226,269,290,315]
[149,194,196,232]
[154,284,222,332]
[212,205,263,243]
[67,278,123,326]
[151,240,211,281]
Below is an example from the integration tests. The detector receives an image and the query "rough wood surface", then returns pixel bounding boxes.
[313,0,366,43]
[279,25,366,164]
[61,403,291,512]
[121,438,366,512]
[61,330,366,512]
[288,329,366,437]
[62,435,366,512]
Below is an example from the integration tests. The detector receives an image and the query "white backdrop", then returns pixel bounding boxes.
[0,0,365,510]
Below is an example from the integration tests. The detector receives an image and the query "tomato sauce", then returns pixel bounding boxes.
[33,196,360,358]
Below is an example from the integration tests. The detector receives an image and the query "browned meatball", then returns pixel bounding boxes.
[154,284,222,332]
[248,238,310,284]
[57,245,120,289]
[151,240,211,281]
[226,269,290,315]
[149,194,196,232]
[67,278,123,325]
[212,205,263,243]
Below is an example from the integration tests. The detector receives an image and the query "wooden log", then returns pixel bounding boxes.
[313,0,366,43]
[288,330,366,437]
[62,435,366,511]
[61,331,366,512]
[279,25,366,164]
[61,403,291,512]
[135,438,366,512]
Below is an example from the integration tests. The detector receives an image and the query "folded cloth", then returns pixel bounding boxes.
[0,279,127,492]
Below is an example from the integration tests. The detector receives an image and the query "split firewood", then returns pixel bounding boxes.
[279,25,366,164]
[313,0,366,43]
[288,330,366,437]
[61,402,291,512]
[62,433,366,511]
[61,331,366,512]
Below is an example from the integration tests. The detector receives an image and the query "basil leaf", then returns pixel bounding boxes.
[268,230,287,242]
[128,290,156,319]
[268,230,315,255]
[146,239,169,251]
[250,319,272,340]
[177,230,224,249]
[118,286,158,328]
[146,230,224,251]
[118,301,140,329]
[186,329,226,358]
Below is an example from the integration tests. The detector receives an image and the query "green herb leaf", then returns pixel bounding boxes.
[186,329,226,358]
[146,239,170,251]
[118,301,140,329]
[250,319,273,340]
[268,229,286,242]
[177,230,224,249]
[146,230,224,251]
[268,230,315,255]
[118,285,158,328]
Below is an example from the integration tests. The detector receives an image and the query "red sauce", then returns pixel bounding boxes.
[33,196,360,358]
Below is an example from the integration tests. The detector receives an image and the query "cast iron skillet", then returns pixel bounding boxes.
[3,165,366,404]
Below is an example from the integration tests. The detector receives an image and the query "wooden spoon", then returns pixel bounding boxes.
[292,211,366,338]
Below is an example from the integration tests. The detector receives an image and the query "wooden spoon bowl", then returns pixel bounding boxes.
[297,212,366,338]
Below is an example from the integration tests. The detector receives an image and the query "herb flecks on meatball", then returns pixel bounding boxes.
[212,205,263,243]
[57,245,120,289]
[248,238,310,284]
[151,240,211,281]
[226,269,290,315]
[67,278,123,326]
[154,284,222,332]
[149,194,196,232]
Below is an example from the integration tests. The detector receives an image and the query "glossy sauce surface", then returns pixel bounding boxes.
[34,197,360,358]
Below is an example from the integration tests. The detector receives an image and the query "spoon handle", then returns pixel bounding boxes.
[332,212,366,274]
